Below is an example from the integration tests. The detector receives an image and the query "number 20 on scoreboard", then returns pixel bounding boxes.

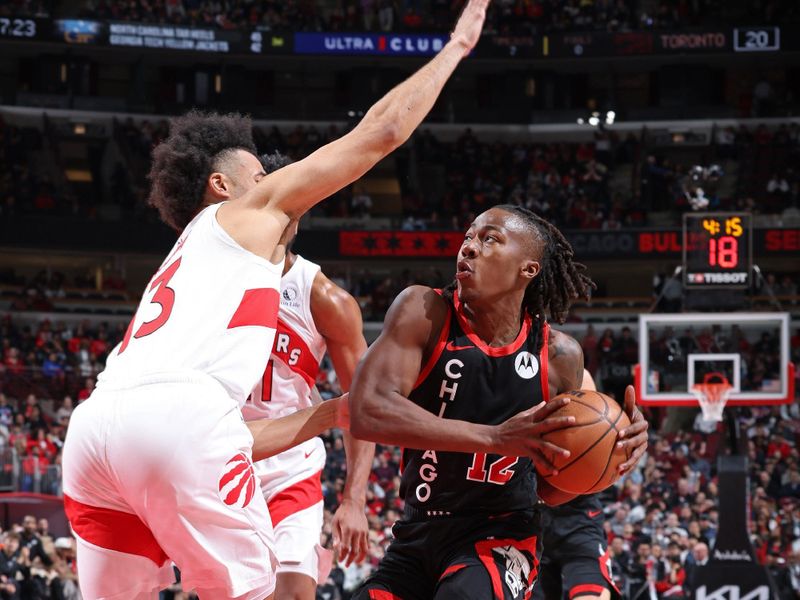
[683,212,752,288]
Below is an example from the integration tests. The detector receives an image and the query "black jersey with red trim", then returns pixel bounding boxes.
[400,289,550,518]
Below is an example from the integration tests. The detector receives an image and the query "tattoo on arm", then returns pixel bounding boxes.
[549,339,566,360]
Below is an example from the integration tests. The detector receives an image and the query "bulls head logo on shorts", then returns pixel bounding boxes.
[218,452,257,509]
[493,545,532,599]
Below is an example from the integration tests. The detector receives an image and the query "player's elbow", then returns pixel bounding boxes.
[349,392,387,442]
[380,122,403,152]
[360,111,403,155]
[349,401,374,440]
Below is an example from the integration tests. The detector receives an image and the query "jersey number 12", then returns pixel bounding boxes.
[466,453,518,485]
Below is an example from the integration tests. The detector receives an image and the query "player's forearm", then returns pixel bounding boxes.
[248,397,342,462]
[351,389,495,454]
[357,40,467,152]
[341,432,375,504]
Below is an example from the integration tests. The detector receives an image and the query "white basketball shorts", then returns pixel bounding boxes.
[62,371,276,600]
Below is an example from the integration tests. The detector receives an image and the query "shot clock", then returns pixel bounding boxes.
[683,213,752,288]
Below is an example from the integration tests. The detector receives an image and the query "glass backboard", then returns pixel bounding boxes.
[635,313,794,406]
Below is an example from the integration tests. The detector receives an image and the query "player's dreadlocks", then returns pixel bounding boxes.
[148,110,257,231]
[447,204,595,326]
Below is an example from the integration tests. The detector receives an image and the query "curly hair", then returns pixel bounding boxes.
[446,204,595,327]
[147,110,257,231]
[260,151,294,174]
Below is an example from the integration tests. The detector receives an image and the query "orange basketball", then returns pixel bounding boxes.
[539,390,631,495]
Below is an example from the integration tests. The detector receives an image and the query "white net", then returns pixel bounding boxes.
[691,374,734,422]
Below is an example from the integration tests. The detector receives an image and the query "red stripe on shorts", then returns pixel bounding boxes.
[569,584,607,599]
[267,470,323,526]
[63,494,169,566]
[228,288,280,329]
[369,591,404,600]
[439,563,467,581]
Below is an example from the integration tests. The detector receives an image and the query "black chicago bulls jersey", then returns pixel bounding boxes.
[401,289,550,518]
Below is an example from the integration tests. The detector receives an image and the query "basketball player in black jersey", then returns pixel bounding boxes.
[533,370,622,600]
[348,205,648,600]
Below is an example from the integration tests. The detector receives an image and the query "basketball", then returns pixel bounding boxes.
[540,390,631,495]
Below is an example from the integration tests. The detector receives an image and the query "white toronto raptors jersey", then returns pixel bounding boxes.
[243,255,327,421]
[100,204,283,407]
[242,255,328,497]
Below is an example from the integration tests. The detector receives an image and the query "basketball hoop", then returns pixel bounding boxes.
[691,372,734,422]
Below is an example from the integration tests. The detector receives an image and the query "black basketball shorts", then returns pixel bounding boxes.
[352,509,542,600]
[532,510,620,600]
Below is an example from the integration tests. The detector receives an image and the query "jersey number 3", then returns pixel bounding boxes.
[466,453,518,485]
[119,257,182,354]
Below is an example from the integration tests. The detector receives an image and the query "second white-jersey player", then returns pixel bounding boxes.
[244,171,374,599]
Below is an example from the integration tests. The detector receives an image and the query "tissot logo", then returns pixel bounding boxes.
[514,352,538,379]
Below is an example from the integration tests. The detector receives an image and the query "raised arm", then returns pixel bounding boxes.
[310,272,374,565]
[350,286,575,466]
[218,1,491,256]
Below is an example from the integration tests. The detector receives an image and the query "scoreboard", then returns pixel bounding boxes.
[683,212,752,288]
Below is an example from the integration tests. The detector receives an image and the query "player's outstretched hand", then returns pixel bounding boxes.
[450,0,491,56]
[494,396,575,476]
[616,385,648,474]
[332,499,369,567]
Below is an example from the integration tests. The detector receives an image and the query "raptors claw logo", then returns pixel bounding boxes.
[218,452,257,509]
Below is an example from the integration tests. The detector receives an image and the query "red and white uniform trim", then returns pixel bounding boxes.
[242,255,332,581]
[101,203,283,408]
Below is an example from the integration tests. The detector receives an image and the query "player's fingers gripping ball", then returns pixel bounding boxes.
[536,390,631,494]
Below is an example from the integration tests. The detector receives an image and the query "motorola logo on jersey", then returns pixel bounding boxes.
[514,352,539,379]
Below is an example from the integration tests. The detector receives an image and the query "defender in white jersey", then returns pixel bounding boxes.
[61,4,492,597]
[243,244,373,599]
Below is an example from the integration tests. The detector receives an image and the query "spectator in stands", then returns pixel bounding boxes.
[76,377,95,403]
[55,397,73,426]
[52,537,80,600]
[0,395,13,435]
[19,516,51,568]
[776,275,798,297]
[684,542,709,591]
[23,406,46,433]
[0,532,22,599]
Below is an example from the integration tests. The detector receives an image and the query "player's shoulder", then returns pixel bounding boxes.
[383,285,450,341]
[547,328,584,393]
[310,270,362,329]
[548,329,582,361]
[311,269,355,305]
[388,285,449,322]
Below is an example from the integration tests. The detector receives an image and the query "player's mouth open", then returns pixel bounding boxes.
[456,260,474,280]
